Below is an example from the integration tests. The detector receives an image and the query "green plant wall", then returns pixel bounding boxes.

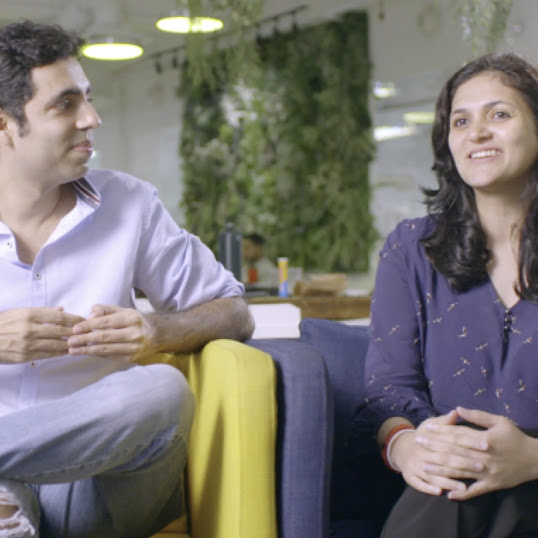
[180,10,375,272]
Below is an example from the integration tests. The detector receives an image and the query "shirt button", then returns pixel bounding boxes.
[6,241,11,248]
[34,273,41,280]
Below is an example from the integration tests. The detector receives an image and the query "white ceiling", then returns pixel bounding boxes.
[0,0,372,58]
[6,0,514,123]
[0,0,373,92]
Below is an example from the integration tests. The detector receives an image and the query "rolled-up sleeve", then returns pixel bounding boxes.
[135,189,243,312]
[355,223,436,436]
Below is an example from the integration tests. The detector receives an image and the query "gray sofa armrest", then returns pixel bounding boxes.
[248,339,333,538]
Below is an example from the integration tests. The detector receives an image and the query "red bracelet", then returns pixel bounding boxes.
[381,424,415,472]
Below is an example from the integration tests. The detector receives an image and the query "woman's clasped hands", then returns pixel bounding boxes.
[389,407,538,500]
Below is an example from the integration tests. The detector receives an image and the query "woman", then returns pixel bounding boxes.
[355,52,538,536]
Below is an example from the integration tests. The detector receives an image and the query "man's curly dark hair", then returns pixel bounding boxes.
[0,20,84,132]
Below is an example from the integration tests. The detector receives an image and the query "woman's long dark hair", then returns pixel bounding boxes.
[422,52,538,301]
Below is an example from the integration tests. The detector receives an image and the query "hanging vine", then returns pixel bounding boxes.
[180,0,264,88]
[455,0,513,54]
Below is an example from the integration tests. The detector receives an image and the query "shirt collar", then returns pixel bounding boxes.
[73,176,101,208]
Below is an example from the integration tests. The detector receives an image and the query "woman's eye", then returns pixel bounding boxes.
[452,118,468,128]
[492,110,510,119]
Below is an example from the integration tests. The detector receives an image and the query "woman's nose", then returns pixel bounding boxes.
[468,119,491,142]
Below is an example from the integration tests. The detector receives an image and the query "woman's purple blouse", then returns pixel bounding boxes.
[356,216,538,435]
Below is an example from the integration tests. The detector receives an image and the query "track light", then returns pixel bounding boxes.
[82,36,143,61]
[156,8,223,34]
[292,10,299,33]
[273,17,280,37]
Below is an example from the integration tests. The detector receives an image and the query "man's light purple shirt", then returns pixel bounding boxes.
[0,169,243,416]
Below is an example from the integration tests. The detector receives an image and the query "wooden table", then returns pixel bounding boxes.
[246,294,371,321]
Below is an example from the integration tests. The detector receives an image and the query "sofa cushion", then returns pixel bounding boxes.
[299,318,369,446]
[151,514,189,536]
[186,340,278,538]
[299,318,404,531]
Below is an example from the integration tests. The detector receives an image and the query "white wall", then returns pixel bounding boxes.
[87,59,185,223]
[87,0,538,286]
[367,0,466,247]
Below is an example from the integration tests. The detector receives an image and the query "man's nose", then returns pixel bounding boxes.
[77,101,102,130]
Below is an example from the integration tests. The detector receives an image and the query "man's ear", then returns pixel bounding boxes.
[0,109,13,145]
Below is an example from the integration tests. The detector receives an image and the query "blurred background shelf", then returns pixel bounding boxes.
[246,294,371,321]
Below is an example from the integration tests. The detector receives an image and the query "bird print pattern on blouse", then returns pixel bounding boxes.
[357,216,538,433]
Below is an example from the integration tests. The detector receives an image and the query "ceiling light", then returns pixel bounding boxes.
[403,111,435,124]
[374,125,417,142]
[373,81,397,99]
[82,37,143,61]
[156,11,224,34]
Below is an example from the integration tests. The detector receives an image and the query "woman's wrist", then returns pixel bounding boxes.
[387,428,415,472]
[381,424,415,472]
[525,435,538,481]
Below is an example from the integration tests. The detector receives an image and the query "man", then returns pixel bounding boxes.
[0,20,253,538]
[241,233,278,287]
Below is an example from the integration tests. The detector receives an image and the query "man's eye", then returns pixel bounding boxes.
[57,99,73,110]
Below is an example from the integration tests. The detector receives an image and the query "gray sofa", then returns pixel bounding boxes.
[249,318,404,538]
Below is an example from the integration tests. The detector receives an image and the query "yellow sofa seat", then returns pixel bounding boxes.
[145,339,278,538]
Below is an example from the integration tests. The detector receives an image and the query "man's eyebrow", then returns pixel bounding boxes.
[450,100,512,116]
[44,85,92,108]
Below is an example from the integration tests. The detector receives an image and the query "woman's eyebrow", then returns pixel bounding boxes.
[451,100,512,116]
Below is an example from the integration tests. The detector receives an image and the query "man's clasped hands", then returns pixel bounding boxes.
[0,305,154,364]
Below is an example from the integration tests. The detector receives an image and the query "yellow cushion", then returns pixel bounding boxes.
[186,340,278,538]
[146,340,278,538]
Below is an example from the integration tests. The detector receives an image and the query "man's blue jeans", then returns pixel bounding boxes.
[0,363,195,538]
